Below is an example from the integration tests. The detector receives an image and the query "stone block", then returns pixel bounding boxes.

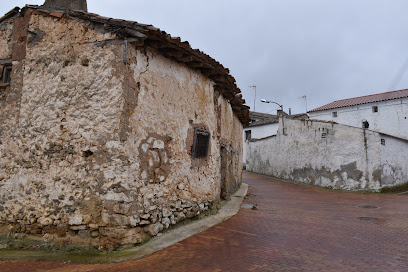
[38,217,53,226]
[68,215,83,225]
[144,222,163,236]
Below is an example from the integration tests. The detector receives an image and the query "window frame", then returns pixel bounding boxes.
[2,65,12,83]
[192,128,210,159]
[245,130,252,140]
[372,106,378,113]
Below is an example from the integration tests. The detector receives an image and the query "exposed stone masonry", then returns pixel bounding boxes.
[0,6,245,250]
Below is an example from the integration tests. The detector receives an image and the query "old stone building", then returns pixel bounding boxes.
[0,0,249,250]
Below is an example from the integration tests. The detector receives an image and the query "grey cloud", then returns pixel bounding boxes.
[3,0,408,114]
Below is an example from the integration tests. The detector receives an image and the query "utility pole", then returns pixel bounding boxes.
[250,85,256,111]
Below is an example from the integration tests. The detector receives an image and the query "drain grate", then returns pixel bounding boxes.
[359,217,380,221]
[358,205,378,209]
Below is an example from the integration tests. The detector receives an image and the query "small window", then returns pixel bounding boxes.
[2,65,12,83]
[192,128,210,159]
[245,130,252,140]
[362,120,369,129]
[381,139,385,145]
[332,112,337,118]
[372,106,378,113]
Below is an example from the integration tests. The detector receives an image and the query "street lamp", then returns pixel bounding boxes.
[261,99,286,135]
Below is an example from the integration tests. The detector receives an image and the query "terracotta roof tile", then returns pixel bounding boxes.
[50,12,63,18]
[310,88,408,112]
[2,5,251,125]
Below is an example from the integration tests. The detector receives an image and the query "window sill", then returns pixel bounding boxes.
[0,82,10,88]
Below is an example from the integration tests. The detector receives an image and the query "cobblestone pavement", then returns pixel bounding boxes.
[1,171,408,272]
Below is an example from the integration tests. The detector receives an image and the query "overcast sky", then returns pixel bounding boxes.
[3,0,408,114]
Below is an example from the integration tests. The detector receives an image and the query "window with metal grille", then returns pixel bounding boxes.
[2,65,11,83]
[192,128,210,159]
[332,112,337,118]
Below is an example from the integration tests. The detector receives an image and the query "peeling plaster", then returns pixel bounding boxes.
[246,118,407,192]
[0,12,244,250]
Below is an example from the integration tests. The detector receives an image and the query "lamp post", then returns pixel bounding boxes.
[261,99,285,135]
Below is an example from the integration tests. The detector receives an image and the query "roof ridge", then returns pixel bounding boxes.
[310,88,408,112]
[332,88,408,103]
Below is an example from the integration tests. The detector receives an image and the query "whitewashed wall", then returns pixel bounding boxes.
[309,98,408,140]
[243,123,279,140]
[243,122,278,166]
[246,118,408,192]
[380,134,408,187]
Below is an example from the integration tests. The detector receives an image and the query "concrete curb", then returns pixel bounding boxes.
[114,182,249,262]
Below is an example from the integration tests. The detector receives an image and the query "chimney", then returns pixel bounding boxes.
[42,0,88,12]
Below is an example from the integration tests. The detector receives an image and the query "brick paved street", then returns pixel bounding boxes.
[1,171,408,272]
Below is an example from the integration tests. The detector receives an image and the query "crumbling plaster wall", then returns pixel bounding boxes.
[100,45,223,241]
[245,118,407,192]
[0,17,15,125]
[0,11,244,250]
[0,19,13,59]
[98,44,244,243]
[0,12,126,248]
[217,95,243,197]
[380,134,408,188]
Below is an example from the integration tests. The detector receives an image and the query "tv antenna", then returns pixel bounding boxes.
[249,85,256,111]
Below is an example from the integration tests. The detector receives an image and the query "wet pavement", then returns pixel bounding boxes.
[1,171,408,271]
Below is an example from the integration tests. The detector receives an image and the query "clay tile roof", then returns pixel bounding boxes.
[309,88,408,112]
[246,111,279,128]
[0,7,20,24]
[4,5,250,125]
[50,12,64,18]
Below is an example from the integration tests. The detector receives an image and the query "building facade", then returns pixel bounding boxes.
[246,118,408,192]
[309,89,408,140]
[242,112,279,167]
[0,2,249,250]
[243,112,308,167]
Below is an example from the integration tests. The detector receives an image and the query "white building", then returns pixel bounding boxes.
[242,112,279,167]
[309,89,408,140]
[243,111,307,167]
[243,112,280,140]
